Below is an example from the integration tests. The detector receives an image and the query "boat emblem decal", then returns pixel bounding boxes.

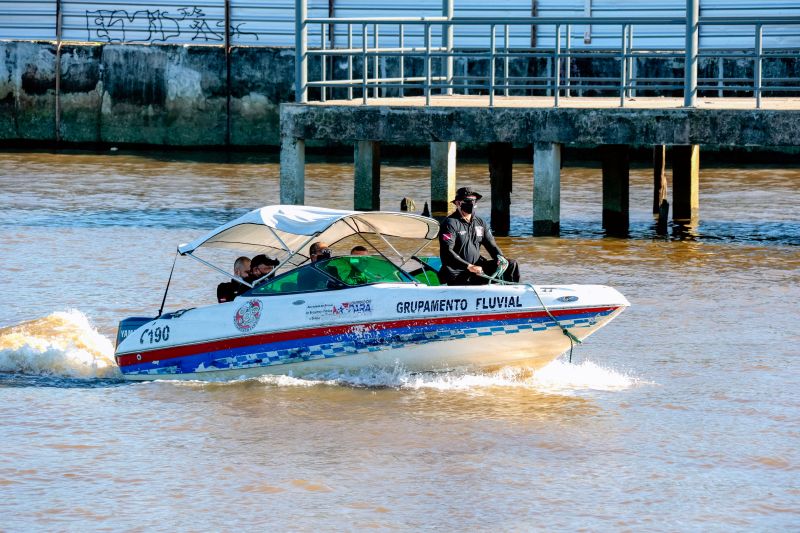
[234,299,263,332]
[557,296,579,302]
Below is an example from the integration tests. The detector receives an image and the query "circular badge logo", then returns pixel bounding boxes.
[234,299,263,332]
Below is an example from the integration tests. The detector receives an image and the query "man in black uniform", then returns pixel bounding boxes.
[249,254,280,284]
[438,187,520,286]
[217,256,253,303]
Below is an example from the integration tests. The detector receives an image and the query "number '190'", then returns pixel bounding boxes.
[140,325,170,344]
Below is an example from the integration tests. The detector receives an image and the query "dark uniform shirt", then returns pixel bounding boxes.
[216,279,250,303]
[438,211,503,284]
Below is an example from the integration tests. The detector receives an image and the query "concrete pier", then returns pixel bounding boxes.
[533,142,561,236]
[601,144,631,236]
[430,141,457,217]
[279,96,800,231]
[488,142,513,236]
[672,145,700,224]
[354,141,381,211]
[279,137,305,205]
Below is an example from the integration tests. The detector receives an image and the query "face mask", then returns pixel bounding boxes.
[460,200,475,214]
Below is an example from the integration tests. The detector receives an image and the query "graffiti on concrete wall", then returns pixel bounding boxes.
[85,6,259,44]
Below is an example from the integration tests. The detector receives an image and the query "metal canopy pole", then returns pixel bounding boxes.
[347,24,353,100]
[425,23,432,106]
[295,0,308,103]
[185,253,254,289]
[443,0,454,95]
[554,24,560,108]
[565,24,571,98]
[362,23,368,104]
[54,0,63,142]
[755,24,763,109]
[684,0,699,107]
[224,0,232,145]
[399,24,405,97]
[321,24,327,102]
[619,24,627,107]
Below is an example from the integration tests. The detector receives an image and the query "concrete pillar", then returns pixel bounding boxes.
[354,140,381,211]
[672,144,700,224]
[430,141,456,217]
[533,142,561,236]
[601,144,630,236]
[653,145,669,234]
[488,142,513,236]
[280,136,305,205]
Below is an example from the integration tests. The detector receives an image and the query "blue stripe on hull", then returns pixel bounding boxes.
[122,308,614,377]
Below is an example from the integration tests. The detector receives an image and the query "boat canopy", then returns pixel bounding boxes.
[177,205,440,258]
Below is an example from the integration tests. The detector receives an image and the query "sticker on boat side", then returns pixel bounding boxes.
[396,297,523,315]
[234,299,263,332]
[396,299,468,314]
[475,296,523,310]
[139,325,170,345]
[305,300,372,321]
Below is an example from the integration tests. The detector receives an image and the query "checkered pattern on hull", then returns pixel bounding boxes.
[127,311,613,376]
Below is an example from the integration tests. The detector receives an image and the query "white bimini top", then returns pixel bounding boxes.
[177,205,440,258]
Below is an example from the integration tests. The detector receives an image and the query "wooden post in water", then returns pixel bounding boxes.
[672,144,700,225]
[653,145,669,234]
[279,137,305,205]
[532,142,561,236]
[430,141,457,217]
[601,144,630,236]
[354,141,381,211]
[488,142,513,236]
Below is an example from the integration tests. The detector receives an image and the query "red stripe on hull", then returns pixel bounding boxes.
[116,306,618,368]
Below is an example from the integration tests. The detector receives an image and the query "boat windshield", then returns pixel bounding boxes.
[247,255,415,296]
[321,256,415,286]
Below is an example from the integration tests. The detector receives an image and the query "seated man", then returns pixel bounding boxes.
[297,241,334,291]
[343,256,371,285]
[438,187,521,286]
[249,254,280,284]
[350,245,369,256]
[309,241,332,263]
[217,256,252,303]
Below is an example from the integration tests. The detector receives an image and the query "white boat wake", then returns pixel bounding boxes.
[244,359,641,394]
[0,310,120,379]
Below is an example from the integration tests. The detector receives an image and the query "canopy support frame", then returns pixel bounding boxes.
[183,251,254,289]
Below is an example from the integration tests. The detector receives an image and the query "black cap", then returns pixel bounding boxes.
[453,187,483,202]
[251,254,280,268]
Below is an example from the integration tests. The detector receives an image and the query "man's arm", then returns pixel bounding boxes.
[439,219,471,268]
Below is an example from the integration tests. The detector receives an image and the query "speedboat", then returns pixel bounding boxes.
[114,205,629,381]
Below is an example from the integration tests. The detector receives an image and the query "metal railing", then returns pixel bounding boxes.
[295,0,800,109]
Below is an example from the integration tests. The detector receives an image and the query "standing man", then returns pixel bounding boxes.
[438,187,520,286]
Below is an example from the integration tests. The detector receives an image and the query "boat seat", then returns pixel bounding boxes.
[279,281,297,293]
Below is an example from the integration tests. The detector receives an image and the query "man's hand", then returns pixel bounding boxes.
[467,264,483,275]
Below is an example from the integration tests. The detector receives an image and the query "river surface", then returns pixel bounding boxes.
[0,149,798,530]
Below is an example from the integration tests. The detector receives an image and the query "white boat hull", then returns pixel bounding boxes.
[115,284,628,381]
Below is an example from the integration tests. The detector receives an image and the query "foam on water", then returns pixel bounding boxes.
[246,358,641,394]
[0,310,120,379]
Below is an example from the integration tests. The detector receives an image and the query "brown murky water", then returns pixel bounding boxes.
[0,150,798,530]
